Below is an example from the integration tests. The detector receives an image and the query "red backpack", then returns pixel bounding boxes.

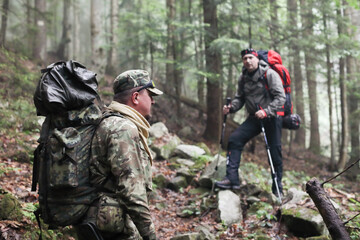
[257,50,292,116]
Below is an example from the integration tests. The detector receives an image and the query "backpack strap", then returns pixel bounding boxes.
[91,112,123,193]
[259,69,285,116]
[259,69,270,97]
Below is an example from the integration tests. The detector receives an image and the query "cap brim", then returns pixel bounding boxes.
[147,87,163,96]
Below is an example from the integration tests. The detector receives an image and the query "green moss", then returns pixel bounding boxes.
[0,193,23,221]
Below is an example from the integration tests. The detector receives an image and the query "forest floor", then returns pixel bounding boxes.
[0,127,359,239]
[0,49,359,239]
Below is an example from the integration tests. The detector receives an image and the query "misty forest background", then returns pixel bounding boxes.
[1,0,360,179]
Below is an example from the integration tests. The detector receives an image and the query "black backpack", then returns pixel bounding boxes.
[32,60,103,227]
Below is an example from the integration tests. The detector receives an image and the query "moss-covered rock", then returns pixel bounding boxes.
[153,173,170,189]
[167,176,188,192]
[282,207,327,238]
[0,192,23,221]
[196,142,211,155]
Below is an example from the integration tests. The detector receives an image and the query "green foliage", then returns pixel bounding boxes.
[210,37,248,55]
[347,197,360,239]
[282,170,311,191]
[190,155,213,171]
[22,202,38,221]
[0,97,38,134]
[0,48,37,98]
[241,162,272,192]
[254,202,276,221]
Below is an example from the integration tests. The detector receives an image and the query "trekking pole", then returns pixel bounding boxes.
[215,97,232,171]
[257,105,282,203]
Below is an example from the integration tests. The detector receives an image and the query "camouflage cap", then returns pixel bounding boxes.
[113,70,163,96]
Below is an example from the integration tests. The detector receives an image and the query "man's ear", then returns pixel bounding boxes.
[131,91,139,105]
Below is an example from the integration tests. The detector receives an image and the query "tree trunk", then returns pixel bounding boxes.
[0,0,10,47]
[26,0,33,55]
[33,0,47,62]
[72,0,80,59]
[202,0,222,143]
[246,0,252,47]
[57,0,71,60]
[348,7,360,178]
[173,1,186,117]
[226,0,238,103]
[337,5,349,171]
[306,178,351,240]
[345,5,360,171]
[269,0,279,51]
[323,9,336,170]
[106,0,119,75]
[288,0,305,148]
[189,0,205,118]
[196,1,205,116]
[90,0,105,75]
[300,0,320,153]
[166,0,175,95]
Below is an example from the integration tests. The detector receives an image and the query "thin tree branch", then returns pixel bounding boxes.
[344,212,360,225]
[322,158,360,186]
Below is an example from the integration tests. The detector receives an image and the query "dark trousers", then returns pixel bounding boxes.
[226,116,283,193]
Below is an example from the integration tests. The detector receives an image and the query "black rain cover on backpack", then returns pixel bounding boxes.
[34,60,99,116]
[32,60,102,227]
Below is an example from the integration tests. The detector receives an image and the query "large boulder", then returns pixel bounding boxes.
[281,188,329,238]
[149,122,169,138]
[170,233,199,240]
[217,190,243,225]
[167,176,188,192]
[198,154,226,188]
[172,144,206,159]
[151,134,182,160]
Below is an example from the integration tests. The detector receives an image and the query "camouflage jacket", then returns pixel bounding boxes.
[231,60,286,117]
[89,111,155,238]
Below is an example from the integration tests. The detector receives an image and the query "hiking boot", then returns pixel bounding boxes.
[215,179,240,190]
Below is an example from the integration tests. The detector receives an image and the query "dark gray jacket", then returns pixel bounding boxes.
[230,60,286,117]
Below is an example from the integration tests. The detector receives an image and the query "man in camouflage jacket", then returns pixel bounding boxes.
[215,48,286,197]
[77,70,162,240]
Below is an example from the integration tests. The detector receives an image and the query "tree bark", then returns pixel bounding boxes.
[90,0,105,75]
[345,5,360,170]
[57,0,71,60]
[33,0,47,62]
[337,5,349,171]
[323,8,336,170]
[106,0,119,75]
[288,0,305,148]
[196,1,205,115]
[166,0,175,95]
[0,0,10,47]
[226,0,238,103]
[202,0,222,143]
[269,0,279,51]
[300,0,320,153]
[72,0,80,59]
[306,178,351,240]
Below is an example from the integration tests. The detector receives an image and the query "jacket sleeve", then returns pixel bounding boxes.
[263,69,286,116]
[230,75,245,113]
[106,121,156,239]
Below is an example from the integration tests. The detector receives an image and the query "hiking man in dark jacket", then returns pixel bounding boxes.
[215,48,286,197]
